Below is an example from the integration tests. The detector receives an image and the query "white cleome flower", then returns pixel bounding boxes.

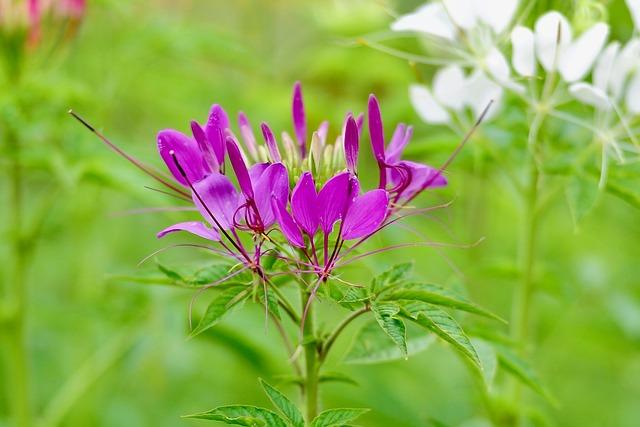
[568,39,640,113]
[392,0,521,90]
[510,11,609,83]
[627,0,640,30]
[409,66,502,125]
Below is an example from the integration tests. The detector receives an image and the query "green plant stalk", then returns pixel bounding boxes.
[3,123,31,427]
[302,289,319,423]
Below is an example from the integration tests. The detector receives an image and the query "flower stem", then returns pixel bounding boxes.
[301,289,319,423]
[2,123,31,427]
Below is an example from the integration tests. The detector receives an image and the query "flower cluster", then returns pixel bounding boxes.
[0,0,86,50]
[154,82,447,285]
[390,0,640,182]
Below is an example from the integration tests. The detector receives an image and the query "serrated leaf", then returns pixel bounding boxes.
[566,173,598,228]
[190,286,248,337]
[345,320,434,364]
[495,345,556,404]
[311,408,369,427]
[338,287,370,310]
[183,405,288,426]
[384,284,505,323]
[409,305,481,369]
[259,379,304,427]
[371,302,407,358]
[371,263,413,294]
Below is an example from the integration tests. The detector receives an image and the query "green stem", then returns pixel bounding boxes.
[302,290,319,423]
[320,306,369,362]
[3,123,31,427]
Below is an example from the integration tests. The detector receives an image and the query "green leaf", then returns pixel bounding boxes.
[311,408,369,427]
[256,286,281,320]
[190,286,248,338]
[371,263,413,294]
[371,302,407,358]
[183,405,288,426]
[383,283,505,323]
[495,345,556,404]
[190,264,251,286]
[408,304,481,369]
[319,371,359,386]
[345,320,434,364]
[259,379,304,427]
[566,173,598,228]
[472,338,497,389]
[156,261,184,282]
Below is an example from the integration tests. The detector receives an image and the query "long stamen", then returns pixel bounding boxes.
[169,150,252,264]
[69,110,190,198]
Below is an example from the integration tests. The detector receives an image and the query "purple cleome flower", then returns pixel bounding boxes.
[155,82,447,283]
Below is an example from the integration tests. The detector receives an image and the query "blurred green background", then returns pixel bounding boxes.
[1,1,639,426]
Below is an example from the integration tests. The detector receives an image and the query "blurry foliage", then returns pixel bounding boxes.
[0,1,639,427]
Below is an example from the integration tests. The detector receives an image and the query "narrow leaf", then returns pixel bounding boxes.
[259,379,304,427]
[311,408,369,427]
[495,345,556,404]
[371,263,413,294]
[183,405,288,426]
[384,283,505,323]
[190,286,248,337]
[409,305,481,369]
[319,371,359,386]
[372,302,407,358]
[345,320,433,364]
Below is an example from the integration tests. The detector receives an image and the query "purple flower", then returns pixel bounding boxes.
[367,95,447,205]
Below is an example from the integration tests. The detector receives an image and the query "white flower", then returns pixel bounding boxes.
[409,66,502,125]
[568,39,640,112]
[392,0,521,89]
[511,11,609,83]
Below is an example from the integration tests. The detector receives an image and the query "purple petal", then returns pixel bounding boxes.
[157,221,220,241]
[389,160,447,200]
[226,137,254,199]
[368,95,387,189]
[367,95,385,162]
[249,162,269,183]
[343,115,359,174]
[355,113,364,135]
[254,163,289,228]
[238,111,258,160]
[317,172,352,234]
[205,104,229,165]
[385,125,413,164]
[341,189,389,240]
[291,172,319,236]
[260,122,282,162]
[272,199,305,248]
[292,81,307,158]
[157,129,207,186]
[191,120,219,172]
[192,172,240,230]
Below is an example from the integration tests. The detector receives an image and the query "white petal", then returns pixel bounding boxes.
[463,70,503,120]
[569,82,610,109]
[485,47,511,83]
[626,0,640,30]
[511,26,536,76]
[472,0,519,34]
[593,42,620,92]
[626,71,640,114]
[433,65,467,111]
[559,23,609,82]
[409,84,451,124]
[442,0,477,30]
[391,3,456,40]
[610,38,640,99]
[535,11,572,72]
